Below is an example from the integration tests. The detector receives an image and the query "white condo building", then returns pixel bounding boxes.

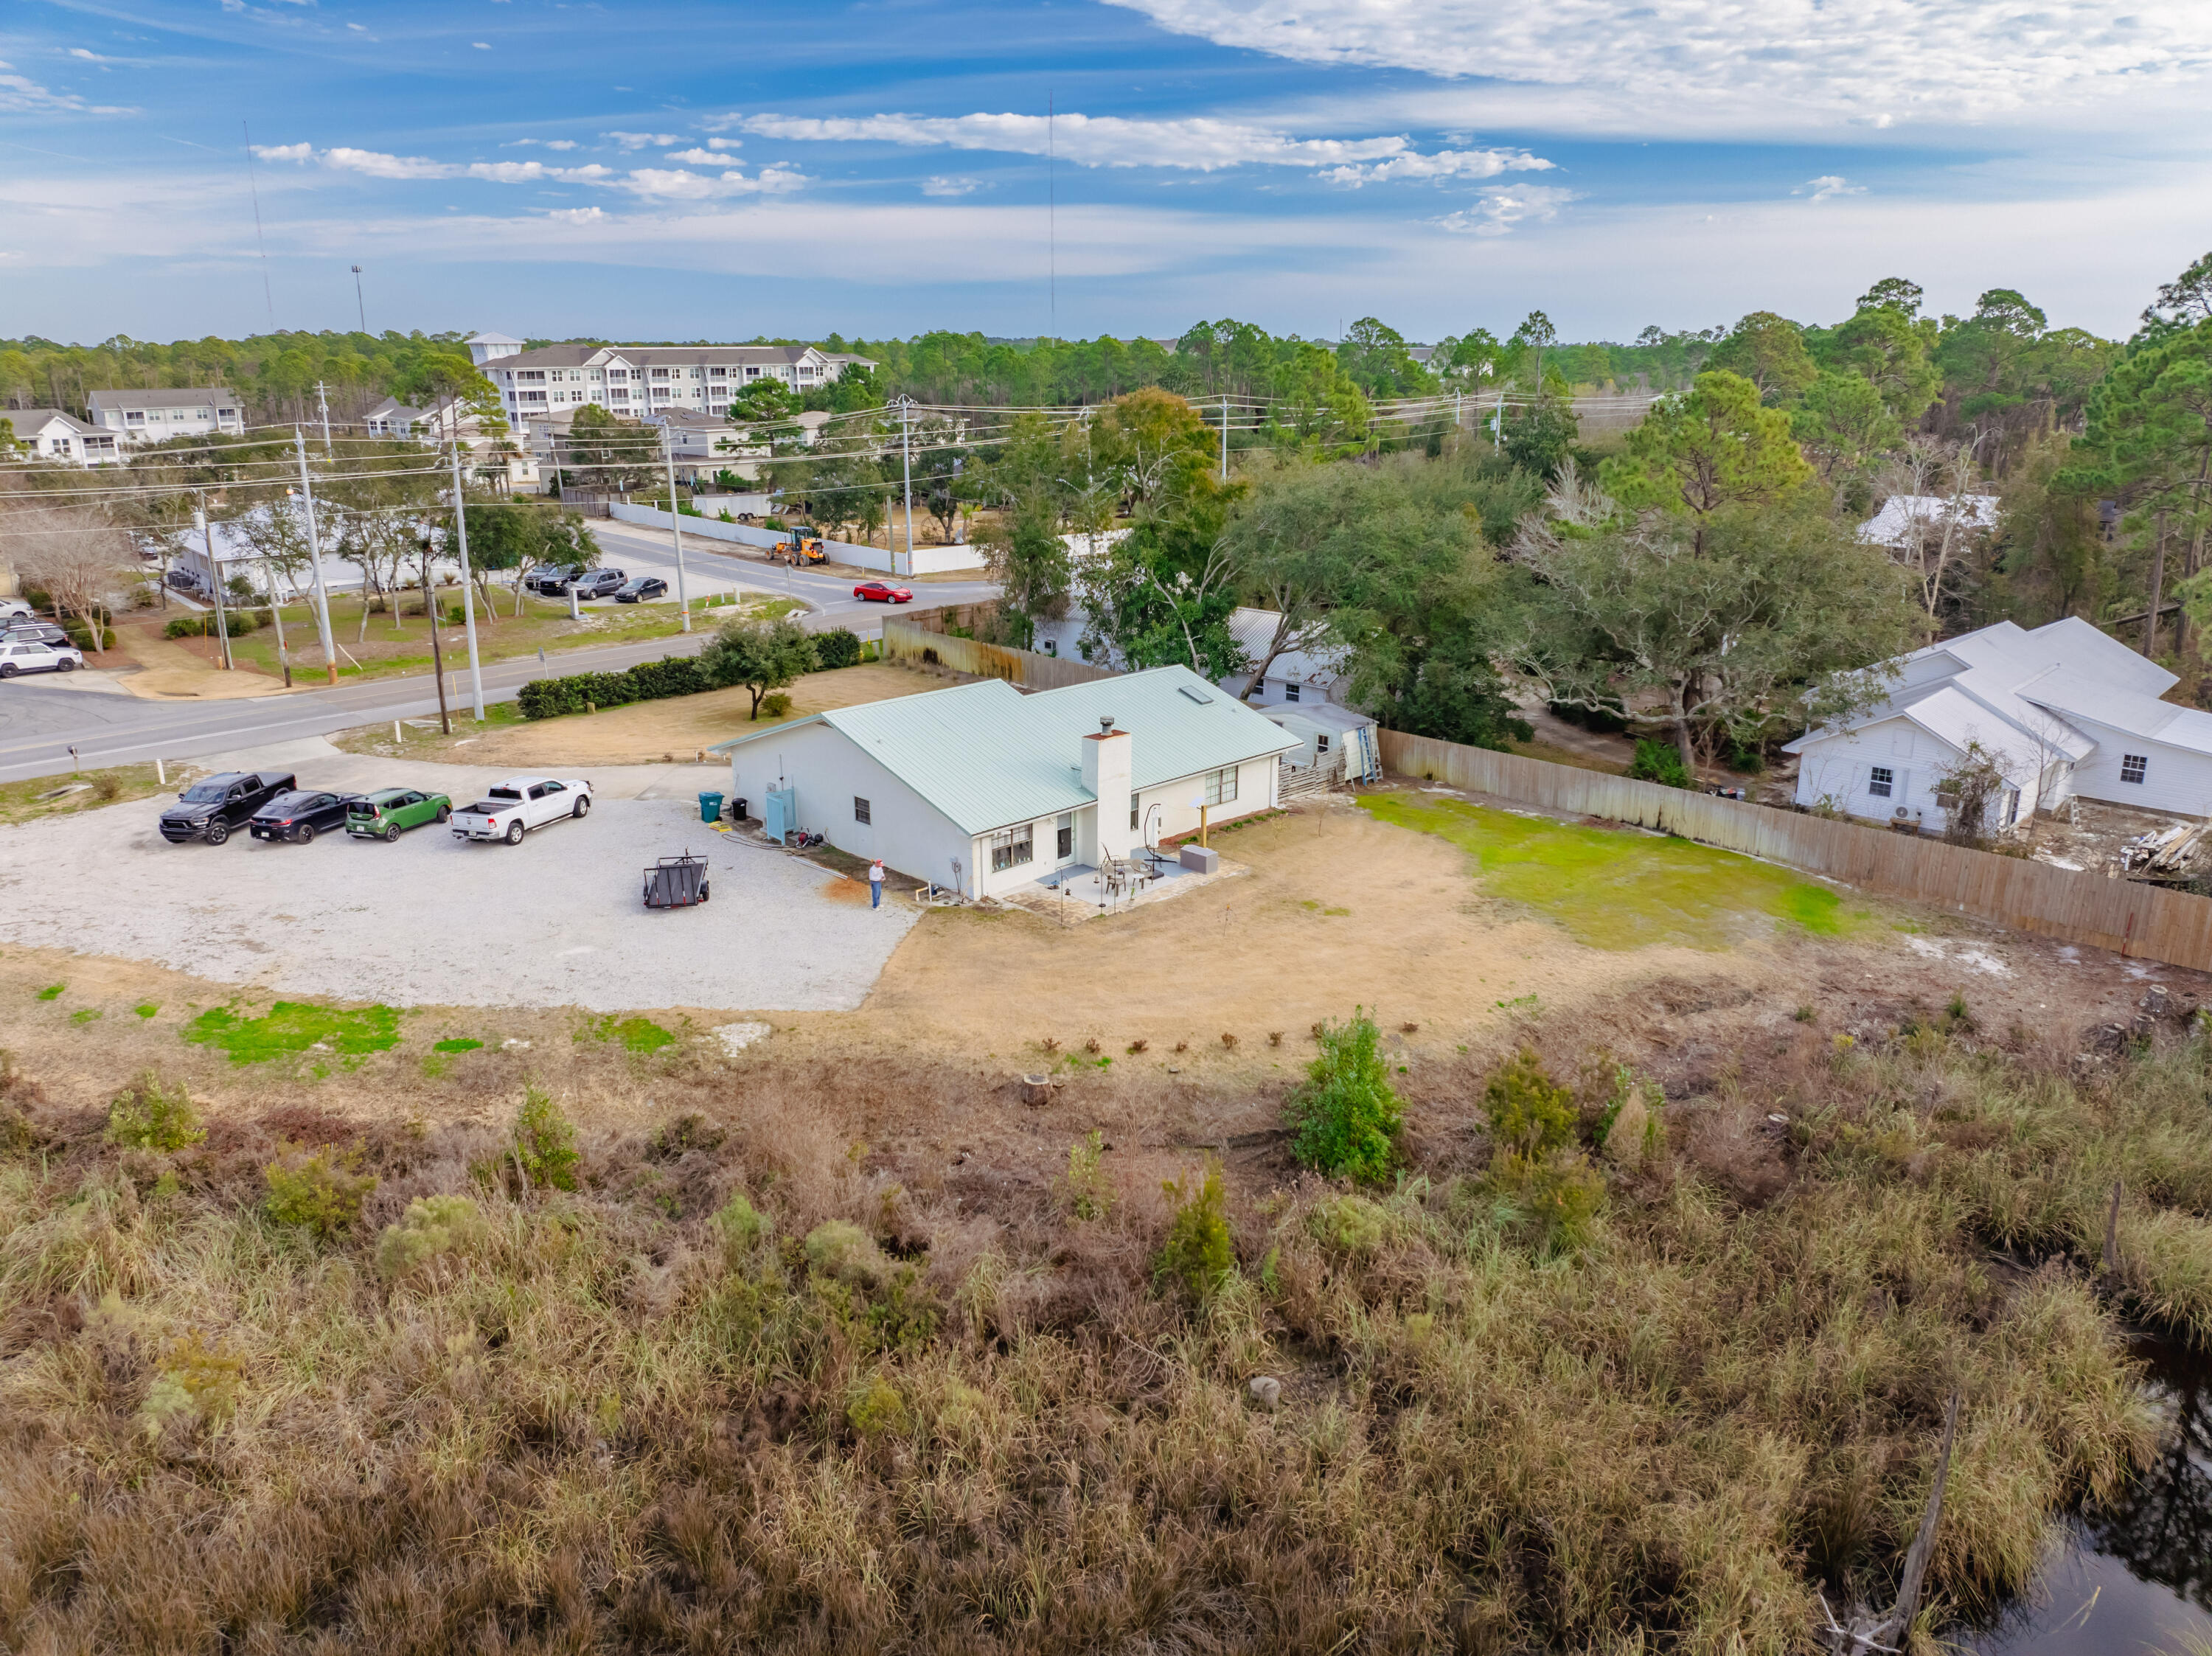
[470,335,874,424]
[85,387,245,446]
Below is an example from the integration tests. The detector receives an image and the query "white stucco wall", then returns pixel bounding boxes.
[1792,718,2045,831]
[726,722,975,892]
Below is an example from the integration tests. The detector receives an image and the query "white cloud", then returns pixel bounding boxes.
[471,41,491,50]
[1432,184,1581,235]
[69,48,111,62]
[664,147,724,164]
[249,144,793,198]
[544,139,577,150]
[921,175,980,196]
[346,22,366,31]
[1105,0,2212,128]
[0,57,134,114]
[706,137,738,150]
[734,110,1549,178]
[547,206,604,223]
[1797,174,1866,201]
[605,131,680,150]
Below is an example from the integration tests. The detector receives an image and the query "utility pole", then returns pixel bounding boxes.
[421,537,451,736]
[449,439,486,720]
[1220,395,1228,481]
[316,381,333,456]
[350,265,366,334]
[195,493,234,671]
[292,428,341,683]
[262,554,292,688]
[664,423,692,631]
[896,394,917,579]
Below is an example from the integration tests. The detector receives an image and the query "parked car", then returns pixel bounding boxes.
[159,770,296,845]
[613,576,669,604]
[247,789,362,844]
[852,581,914,604]
[4,622,70,647]
[344,788,453,841]
[0,599,34,624]
[0,640,85,678]
[530,566,588,596]
[569,568,627,601]
[450,776,594,844]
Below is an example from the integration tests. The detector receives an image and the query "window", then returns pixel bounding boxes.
[854,796,871,824]
[1868,766,1893,799]
[1317,734,1331,753]
[1056,814,1073,860]
[989,824,1034,872]
[710,366,726,378]
[1203,765,1239,807]
[607,369,628,383]
[651,368,670,380]
[745,366,762,379]
[1283,681,1299,702]
[125,410,145,426]
[1130,804,1140,831]
[2121,753,2148,784]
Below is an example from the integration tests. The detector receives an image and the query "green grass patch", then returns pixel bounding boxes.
[70,1009,102,1026]
[1359,792,1863,951]
[35,984,63,1001]
[580,1015,678,1054]
[432,1038,484,1054]
[183,1001,403,1065]
[135,1003,159,1019]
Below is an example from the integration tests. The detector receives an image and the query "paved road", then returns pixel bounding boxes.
[0,533,996,783]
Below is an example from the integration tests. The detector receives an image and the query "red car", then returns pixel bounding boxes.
[852,581,914,604]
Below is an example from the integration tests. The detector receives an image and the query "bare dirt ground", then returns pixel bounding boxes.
[330,661,937,768]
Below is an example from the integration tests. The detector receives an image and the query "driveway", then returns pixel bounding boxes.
[0,746,918,1012]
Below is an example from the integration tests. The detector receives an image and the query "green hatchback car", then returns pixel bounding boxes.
[345,788,453,841]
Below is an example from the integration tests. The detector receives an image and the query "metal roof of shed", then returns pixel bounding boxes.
[712,664,1297,835]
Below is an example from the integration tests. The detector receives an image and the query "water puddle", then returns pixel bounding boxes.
[1969,1335,2212,1655]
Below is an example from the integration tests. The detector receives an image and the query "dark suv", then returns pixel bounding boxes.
[159,770,296,846]
[569,568,627,600]
[530,566,586,596]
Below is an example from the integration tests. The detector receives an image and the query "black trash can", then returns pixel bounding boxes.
[732,797,748,823]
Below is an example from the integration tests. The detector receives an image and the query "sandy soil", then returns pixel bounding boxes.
[332,662,939,768]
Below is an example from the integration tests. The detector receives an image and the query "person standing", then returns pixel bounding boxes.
[869,858,885,908]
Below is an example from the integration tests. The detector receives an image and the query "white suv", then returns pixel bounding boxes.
[0,639,86,678]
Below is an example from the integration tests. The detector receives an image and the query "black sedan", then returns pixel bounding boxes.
[613,576,669,603]
[247,790,362,844]
[569,568,627,600]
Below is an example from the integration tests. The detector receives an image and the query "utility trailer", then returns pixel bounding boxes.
[643,852,711,908]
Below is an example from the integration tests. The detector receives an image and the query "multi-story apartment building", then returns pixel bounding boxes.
[86,387,245,445]
[473,338,874,424]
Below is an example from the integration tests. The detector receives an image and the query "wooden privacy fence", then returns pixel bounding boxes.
[881,614,1119,692]
[1380,730,2212,974]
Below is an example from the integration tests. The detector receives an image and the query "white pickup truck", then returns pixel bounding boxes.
[450,776,593,844]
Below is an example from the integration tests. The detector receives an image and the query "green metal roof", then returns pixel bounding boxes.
[711,665,1298,835]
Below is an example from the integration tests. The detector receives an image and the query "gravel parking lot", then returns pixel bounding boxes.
[0,777,917,1012]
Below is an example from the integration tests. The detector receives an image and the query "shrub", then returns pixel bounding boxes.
[804,1219,885,1285]
[846,1374,907,1436]
[164,612,258,639]
[1489,1151,1607,1256]
[758,691,793,718]
[1485,1048,1577,1157]
[813,628,863,670]
[1287,1009,1402,1183]
[106,1071,205,1152]
[65,624,116,652]
[516,655,710,720]
[714,1192,771,1253]
[1062,1130,1112,1221]
[1156,1162,1235,1301]
[1628,739,1693,789]
[1309,1193,1392,1256]
[263,1150,377,1241]
[375,1194,487,1277]
[513,1085,580,1191]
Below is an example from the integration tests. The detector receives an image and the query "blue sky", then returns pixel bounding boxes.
[4,0,2208,346]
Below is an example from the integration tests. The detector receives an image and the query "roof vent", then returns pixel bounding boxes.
[1099,715,1117,734]
[1179,685,1214,705]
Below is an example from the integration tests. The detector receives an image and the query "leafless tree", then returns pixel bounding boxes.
[1875,433,1990,618]
[6,499,136,656]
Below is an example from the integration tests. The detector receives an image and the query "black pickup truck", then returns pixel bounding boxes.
[159,770,296,846]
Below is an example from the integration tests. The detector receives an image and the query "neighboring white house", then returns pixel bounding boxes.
[710,666,1298,899]
[1259,701,1383,786]
[1785,617,2212,832]
[86,387,244,446]
[3,408,119,464]
[1225,606,1354,706]
[1858,493,2003,549]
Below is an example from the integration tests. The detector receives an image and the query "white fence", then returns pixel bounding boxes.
[608,504,987,575]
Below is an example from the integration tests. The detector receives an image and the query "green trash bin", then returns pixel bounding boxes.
[698,791,724,824]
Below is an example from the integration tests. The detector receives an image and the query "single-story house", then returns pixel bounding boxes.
[711,665,1298,899]
[4,408,119,464]
[1261,701,1382,785]
[1785,617,2212,832]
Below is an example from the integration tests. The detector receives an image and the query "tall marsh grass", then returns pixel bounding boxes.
[1,1020,2208,1651]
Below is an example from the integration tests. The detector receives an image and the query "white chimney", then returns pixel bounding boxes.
[1081,715,1133,865]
